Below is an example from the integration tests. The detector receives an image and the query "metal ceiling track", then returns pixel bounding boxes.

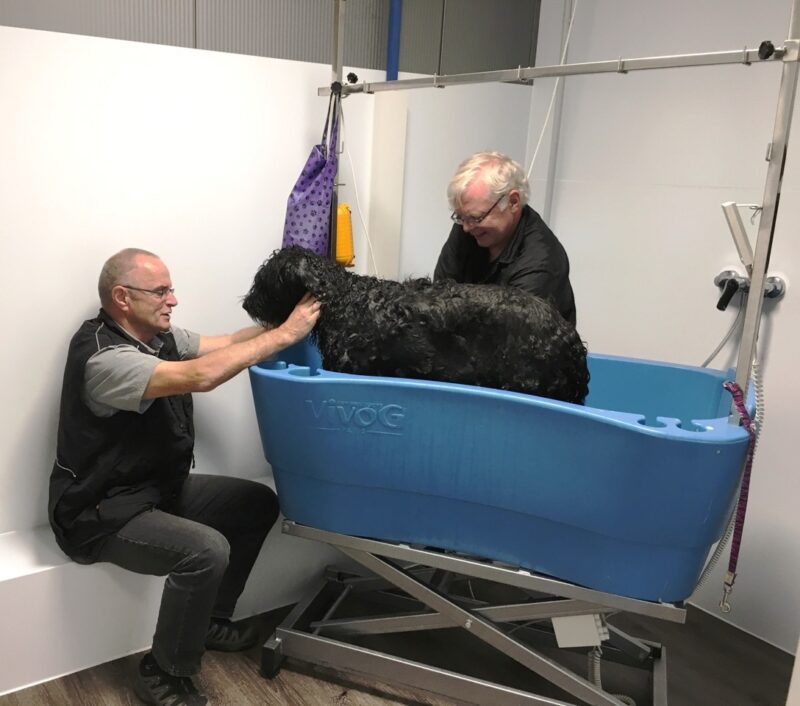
[320,44,795,96]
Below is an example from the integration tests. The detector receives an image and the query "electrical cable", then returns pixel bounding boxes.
[339,109,381,278]
[588,648,636,706]
[700,293,745,368]
[526,0,579,181]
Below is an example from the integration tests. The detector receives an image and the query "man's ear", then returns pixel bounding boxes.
[110,285,130,311]
[507,189,522,212]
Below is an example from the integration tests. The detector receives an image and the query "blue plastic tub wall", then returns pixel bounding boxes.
[250,346,749,602]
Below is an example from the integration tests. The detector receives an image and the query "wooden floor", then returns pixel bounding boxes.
[1,601,794,706]
[0,604,448,706]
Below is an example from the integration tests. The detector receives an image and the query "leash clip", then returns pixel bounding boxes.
[719,571,736,613]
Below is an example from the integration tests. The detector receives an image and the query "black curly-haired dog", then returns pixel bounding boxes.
[243,246,589,404]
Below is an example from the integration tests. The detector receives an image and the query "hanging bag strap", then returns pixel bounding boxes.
[719,380,757,612]
[320,92,334,146]
[328,93,341,157]
[321,91,342,155]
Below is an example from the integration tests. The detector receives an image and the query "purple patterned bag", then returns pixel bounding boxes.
[281,93,341,256]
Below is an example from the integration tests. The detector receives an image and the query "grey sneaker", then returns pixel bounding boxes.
[134,653,207,706]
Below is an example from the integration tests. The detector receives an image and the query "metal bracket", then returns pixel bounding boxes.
[721,202,755,272]
[783,39,800,62]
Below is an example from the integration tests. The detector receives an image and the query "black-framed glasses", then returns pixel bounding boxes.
[121,284,175,300]
[450,194,506,226]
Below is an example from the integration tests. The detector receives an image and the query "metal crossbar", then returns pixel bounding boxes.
[319,45,791,96]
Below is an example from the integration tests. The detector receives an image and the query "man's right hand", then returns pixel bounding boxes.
[278,293,321,345]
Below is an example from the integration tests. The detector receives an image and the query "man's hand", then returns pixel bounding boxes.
[277,293,321,345]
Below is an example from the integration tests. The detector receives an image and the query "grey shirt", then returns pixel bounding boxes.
[83,325,200,417]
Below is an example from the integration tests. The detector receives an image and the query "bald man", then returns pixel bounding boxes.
[48,248,319,706]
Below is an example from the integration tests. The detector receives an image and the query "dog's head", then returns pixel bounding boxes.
[242,245,338,326]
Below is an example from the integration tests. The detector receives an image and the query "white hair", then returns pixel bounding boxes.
[447,151,530,211]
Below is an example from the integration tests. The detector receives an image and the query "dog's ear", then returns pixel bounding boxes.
[293,250,323,295]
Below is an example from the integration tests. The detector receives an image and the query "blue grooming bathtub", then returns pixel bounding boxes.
[249,341,750,603]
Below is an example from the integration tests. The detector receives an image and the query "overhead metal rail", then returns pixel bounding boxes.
[320,42,796,96]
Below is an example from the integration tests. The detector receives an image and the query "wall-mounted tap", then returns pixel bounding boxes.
[715,202,786,311]
[714,269,786,311]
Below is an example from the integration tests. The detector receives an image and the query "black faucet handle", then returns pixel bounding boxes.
[716,278,740,311]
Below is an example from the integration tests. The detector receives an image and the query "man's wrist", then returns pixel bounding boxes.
[268,324,296,351]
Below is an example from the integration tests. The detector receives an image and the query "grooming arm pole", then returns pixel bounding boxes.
[329,0,346,261]
[732,1,800,415]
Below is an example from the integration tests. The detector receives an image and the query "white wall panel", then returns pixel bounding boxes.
[397,81,534,279]
[0,25,381,535]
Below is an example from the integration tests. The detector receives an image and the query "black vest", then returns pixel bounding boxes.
[48,310,194,562]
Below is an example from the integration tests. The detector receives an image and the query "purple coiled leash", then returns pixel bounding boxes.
[719,380,757,612]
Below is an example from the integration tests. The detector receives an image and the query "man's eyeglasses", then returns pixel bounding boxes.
[122,284,175,300]
[450,194,506,226]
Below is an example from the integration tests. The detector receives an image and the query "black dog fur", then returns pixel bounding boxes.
[243,246,590,404]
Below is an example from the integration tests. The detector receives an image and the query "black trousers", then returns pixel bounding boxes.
[95,474,279,676]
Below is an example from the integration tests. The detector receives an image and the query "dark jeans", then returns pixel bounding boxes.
[95,474,279,676]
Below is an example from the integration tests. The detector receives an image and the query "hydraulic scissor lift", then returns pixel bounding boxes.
[261,521,685,706]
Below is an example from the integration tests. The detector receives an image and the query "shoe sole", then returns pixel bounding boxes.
[204,637,258,653]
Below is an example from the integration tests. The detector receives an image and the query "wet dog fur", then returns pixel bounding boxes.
[243,246,589,404]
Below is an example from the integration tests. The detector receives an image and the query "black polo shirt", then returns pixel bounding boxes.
[434,204,576,326]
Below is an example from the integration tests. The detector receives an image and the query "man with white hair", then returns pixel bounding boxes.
[435,151,576,326]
